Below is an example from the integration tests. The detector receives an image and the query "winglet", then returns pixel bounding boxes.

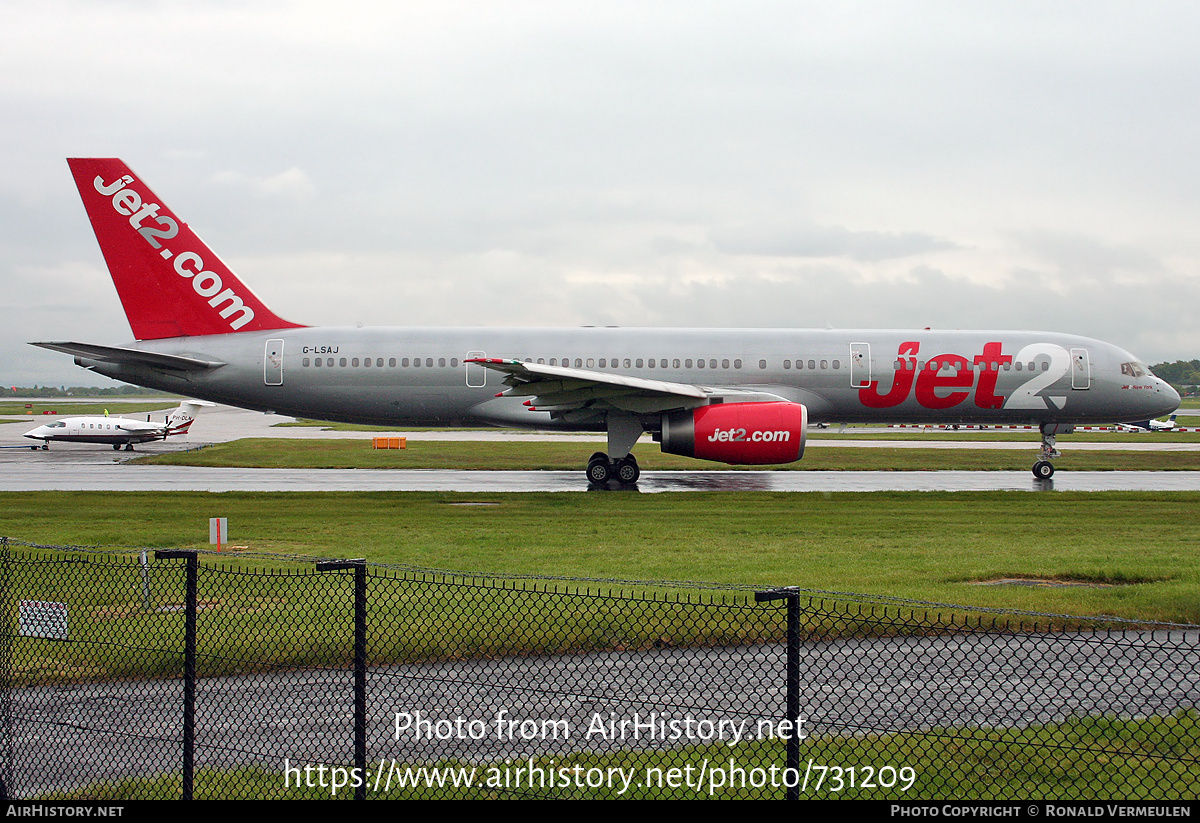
[67,158,305,340]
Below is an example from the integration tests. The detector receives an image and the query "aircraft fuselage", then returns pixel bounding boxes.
[74,326,1178,431]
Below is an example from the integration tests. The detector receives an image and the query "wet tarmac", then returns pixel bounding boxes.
[3,404,1199,493]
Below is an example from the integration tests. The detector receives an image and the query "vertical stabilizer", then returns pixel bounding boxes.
[67,158,304,340]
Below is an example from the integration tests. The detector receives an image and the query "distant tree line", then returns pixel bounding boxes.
[1,384,172,398]
[1151,360,1200,392]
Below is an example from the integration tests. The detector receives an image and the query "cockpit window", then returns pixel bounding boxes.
[47,421,65,428]
[1120,362,1147,378]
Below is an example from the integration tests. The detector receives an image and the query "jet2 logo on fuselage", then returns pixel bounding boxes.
[857,341,1072,412]
[92,174,256,331]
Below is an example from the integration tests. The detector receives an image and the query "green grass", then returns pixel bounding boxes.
[4,490,1199,624]
[132,437,1200,471]
[0,401,175,416]
[42,712,1200,800]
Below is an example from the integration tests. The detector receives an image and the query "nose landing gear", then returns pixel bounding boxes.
[1032,423,1072,479]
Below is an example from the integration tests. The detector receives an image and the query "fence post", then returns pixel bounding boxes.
[755,587,801,800]
[157,550,198,801]
[317,559,367,800]
[0,537,10,801]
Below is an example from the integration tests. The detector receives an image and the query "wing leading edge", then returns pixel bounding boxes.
[469,357,786,424]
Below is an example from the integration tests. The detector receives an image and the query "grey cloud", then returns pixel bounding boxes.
[709,221,958,262]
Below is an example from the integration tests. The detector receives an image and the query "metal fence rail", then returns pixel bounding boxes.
[1,539,1197,800]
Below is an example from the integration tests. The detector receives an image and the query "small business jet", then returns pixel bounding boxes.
[24,401,205,450]
[32,158,1181,482]
[1117,413,1179,433]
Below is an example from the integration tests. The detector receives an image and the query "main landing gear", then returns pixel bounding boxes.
[586,412,644,486]
[587,452,640,484]
[113,443,135,451]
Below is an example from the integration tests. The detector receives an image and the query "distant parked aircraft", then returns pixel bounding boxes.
[1117,413,1179,433]
[24,401,206,450]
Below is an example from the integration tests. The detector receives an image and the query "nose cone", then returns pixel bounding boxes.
[1157,379,1182,416]
[24,427,47,439]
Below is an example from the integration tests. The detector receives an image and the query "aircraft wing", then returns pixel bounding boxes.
[30,342,225,371]
[469,358,785,422]
[114,420,163,434]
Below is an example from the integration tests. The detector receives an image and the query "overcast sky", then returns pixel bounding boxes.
[3,1,1199,387]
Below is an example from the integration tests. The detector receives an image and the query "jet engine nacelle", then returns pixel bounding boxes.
[660,401,808,465]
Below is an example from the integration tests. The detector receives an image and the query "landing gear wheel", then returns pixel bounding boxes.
[615,456,640,484]
[113,444,121,451]
[586,455,612,484]
[1033,460,1055,479]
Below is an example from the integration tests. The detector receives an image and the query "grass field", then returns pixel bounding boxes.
[4,489,1198,623]
[131,437,1200,471]
[0,401,175,416]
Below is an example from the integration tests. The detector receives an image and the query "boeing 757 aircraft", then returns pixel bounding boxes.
[34,158,1180,482]
[24,400,205,451]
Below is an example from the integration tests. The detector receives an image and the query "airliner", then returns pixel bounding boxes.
[34,158,1180,482]
[24,400,205,451]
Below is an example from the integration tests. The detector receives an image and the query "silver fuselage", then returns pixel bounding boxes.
[73,326,1179,431]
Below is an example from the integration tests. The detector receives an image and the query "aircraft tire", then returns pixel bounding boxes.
[586,456,612,484]
[113,444,120,451]
[615,457,640,484]
[1032,460,1055,479]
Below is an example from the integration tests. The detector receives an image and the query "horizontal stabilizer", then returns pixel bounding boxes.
[30,341,225,371]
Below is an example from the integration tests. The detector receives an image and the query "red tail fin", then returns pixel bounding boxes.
[68,158,304,340]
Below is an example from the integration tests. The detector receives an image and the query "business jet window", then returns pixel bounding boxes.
[674,359,682,368]
[327,358,334,367]
[832,360,840,369]
[697,359,705,369]
[450,358,459,367]
[389,358,396,367]
[637,359,644,368]
[821,360,828,369]
[783,360,791,369]
[624,358,632,368]
[685,359,693,368]
[303,358,310,367]
[722,359,730,369]
[808,360,816,370]
[1121,362,1146,377]
[734,359,743,369]
[759,360,767,369]
[439,358,447,367]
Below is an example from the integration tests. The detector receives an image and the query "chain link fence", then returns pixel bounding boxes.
[1,538,1197,799]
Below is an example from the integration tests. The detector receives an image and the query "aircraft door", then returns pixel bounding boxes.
[466,351,486,387]
[850,343,871,387]
[265,339,284,386]
[1070,348,1091,390]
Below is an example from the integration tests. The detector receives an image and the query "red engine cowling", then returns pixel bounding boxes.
[660,402,808,465]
